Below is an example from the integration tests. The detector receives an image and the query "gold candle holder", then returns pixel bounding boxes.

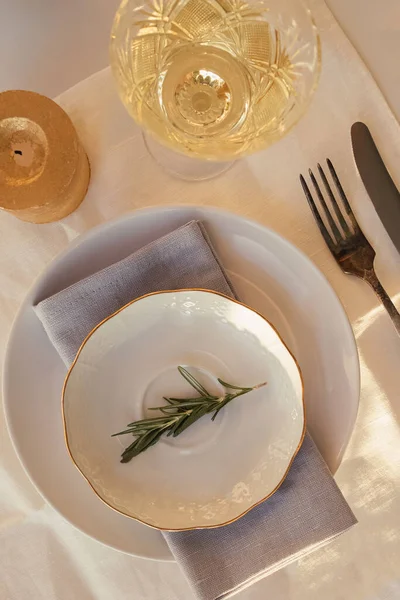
[0,90,90,224]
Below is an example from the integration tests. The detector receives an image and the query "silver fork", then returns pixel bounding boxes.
[300,159,400,335]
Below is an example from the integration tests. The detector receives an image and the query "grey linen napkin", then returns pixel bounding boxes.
[35,220,357,600]
[36,221,235,366]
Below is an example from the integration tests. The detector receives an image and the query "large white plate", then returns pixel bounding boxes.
[3,206,360,561]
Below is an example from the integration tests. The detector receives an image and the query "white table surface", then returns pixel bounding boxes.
[1,1,400,600]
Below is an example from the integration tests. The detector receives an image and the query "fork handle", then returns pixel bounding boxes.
[365,272,400,335]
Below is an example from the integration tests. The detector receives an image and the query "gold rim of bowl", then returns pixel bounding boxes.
[61,288,306,531]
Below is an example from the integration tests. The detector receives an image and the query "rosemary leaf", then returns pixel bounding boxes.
[172,404,210,437]
[163,397,181,405]
[135,428,164,453]
[150,401,203,411]
[166,396,215,404]
[120,438,141,463]
[126,415,172,427]
[111,428,137,437]
[177,366,214,398]
[217,378,252,391]
[167,417,185,437]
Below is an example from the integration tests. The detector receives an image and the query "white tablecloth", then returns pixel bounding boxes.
[1,0,400,598]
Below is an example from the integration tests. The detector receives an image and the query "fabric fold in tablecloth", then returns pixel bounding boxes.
[35,220,357,600]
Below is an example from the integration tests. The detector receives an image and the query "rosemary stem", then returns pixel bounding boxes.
[113,367,267,462]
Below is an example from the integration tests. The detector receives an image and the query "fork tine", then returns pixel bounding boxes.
[308,168,343,244]
[326,159,359,231]
[300,174,336,253]
[317,163,352,238]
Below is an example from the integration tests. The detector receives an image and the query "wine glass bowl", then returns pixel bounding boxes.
[110,0,320,161]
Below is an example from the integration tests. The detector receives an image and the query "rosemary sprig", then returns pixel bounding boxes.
[112,366,267,463]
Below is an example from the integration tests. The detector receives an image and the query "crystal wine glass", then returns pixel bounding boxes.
[110,0,320,179]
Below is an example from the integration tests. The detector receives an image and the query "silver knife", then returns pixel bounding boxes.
[351,121,400,254]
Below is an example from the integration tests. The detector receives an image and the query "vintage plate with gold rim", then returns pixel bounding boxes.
[62,290,305,530]
[3,206,359,559]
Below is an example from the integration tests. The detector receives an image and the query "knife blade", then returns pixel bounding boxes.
[351,121,400,254]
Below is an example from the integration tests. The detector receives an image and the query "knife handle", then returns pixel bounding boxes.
[365,272,400,335]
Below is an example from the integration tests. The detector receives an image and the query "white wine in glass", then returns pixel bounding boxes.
[110,0,320,177]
